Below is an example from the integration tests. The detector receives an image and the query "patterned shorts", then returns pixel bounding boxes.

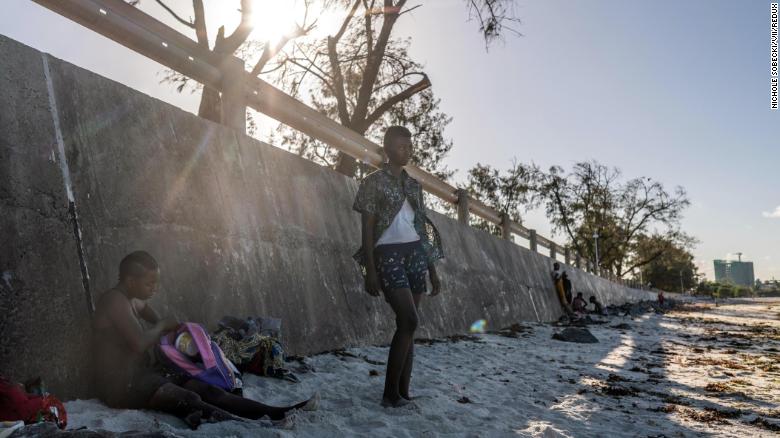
[374,240,428,295]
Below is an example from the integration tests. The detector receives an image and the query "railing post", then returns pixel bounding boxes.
[456,189,470,225]
[500,213,512,241]
[564,247,571,265]
[550,244,557,260]
[529,229,537,252]
[575,254,581,269]
[220,56,246,132]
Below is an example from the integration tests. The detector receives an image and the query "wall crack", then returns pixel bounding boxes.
[41,53,94,315]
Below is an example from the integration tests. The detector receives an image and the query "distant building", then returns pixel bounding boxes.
[713,258,755,287]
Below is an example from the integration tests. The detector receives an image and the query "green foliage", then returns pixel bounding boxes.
[463,159,693,275]
[716,284,733,299]
[267,2,454,179]
[635,235,698,292]
[700,280,764,298]
[754,279,780,296]
[463,161,538,236]
[536,162,691,277]
[696,280,715,295]
[272,86,454,180]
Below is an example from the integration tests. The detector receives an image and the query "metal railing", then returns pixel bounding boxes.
[31,0,605,276]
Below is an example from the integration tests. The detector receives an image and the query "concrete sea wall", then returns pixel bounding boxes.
[0,34,659,400]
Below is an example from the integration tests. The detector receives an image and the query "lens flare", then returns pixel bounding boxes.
[469,319,487,334]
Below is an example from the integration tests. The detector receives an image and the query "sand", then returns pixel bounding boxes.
[59,298,780,437]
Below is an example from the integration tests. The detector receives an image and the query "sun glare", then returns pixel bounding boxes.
[248,0,341,43]
[250,0,300,43]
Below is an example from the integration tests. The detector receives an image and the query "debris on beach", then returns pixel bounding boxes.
[552,327,599,343]
[37,299,779,437]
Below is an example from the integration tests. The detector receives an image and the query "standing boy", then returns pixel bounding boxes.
[353,126,444,408]
[562,271,573,305]
[551,262,573,315]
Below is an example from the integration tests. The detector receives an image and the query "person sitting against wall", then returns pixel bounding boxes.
[352,126,445,408]
[572,292,588,314]
[92,251,317,428]
[589,295,606,315]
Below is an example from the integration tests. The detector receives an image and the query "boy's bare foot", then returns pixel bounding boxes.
[381,396,411,408]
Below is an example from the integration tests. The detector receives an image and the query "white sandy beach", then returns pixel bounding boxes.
[59,299,779,438]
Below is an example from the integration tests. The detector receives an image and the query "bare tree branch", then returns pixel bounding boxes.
[325,0,362,126]
[466,0,522,47]
[218,0,254,54]
[363,0,374,58]
[327,44,352,125]
[399,4,422,15]
[192,0,208,48]
[250,23,314,76]
[351,0,407,126]
[249,1,319,76]
[285,57,336,95]
[334,0,362,43]
[155,0,194,28]
[363,73,430,128]
[289,43,332,80]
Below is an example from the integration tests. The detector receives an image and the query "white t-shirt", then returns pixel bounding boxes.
[375,199,420,246]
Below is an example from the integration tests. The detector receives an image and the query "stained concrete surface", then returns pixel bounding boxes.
[0,34,661,400]
[0,36,94,399]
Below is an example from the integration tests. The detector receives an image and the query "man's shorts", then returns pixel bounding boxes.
[374,240,428,295]
[122,365,190,409]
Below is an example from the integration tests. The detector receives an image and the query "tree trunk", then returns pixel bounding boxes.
[334,122,369,176]
[335,152,359,176]
[198,85,222,123]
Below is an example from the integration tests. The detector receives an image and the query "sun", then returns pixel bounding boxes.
[248,0,342,43]
[250,0,302,43]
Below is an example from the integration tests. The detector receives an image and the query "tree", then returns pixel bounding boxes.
[465,0,522,46]
[283,0,520,177]
[462,159,692,277]
[270,22,454,179]
[141,0,318,124]
[716,283,734,299]
[696,280,715,296]
[634,235,698,292]
[463,160,538,235]
[140,0,521,177]
[735,286,752,298]
[536,161,691,277]
[271,0,453,177]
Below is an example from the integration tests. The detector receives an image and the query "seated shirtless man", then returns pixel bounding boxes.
[571,292,588,314]
[93,251,316,427]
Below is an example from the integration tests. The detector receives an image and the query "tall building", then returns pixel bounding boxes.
[714,255,755,287]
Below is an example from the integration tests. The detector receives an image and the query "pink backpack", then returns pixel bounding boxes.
[157,323,240,391]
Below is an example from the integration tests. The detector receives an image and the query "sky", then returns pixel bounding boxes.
[1,0,778,281]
